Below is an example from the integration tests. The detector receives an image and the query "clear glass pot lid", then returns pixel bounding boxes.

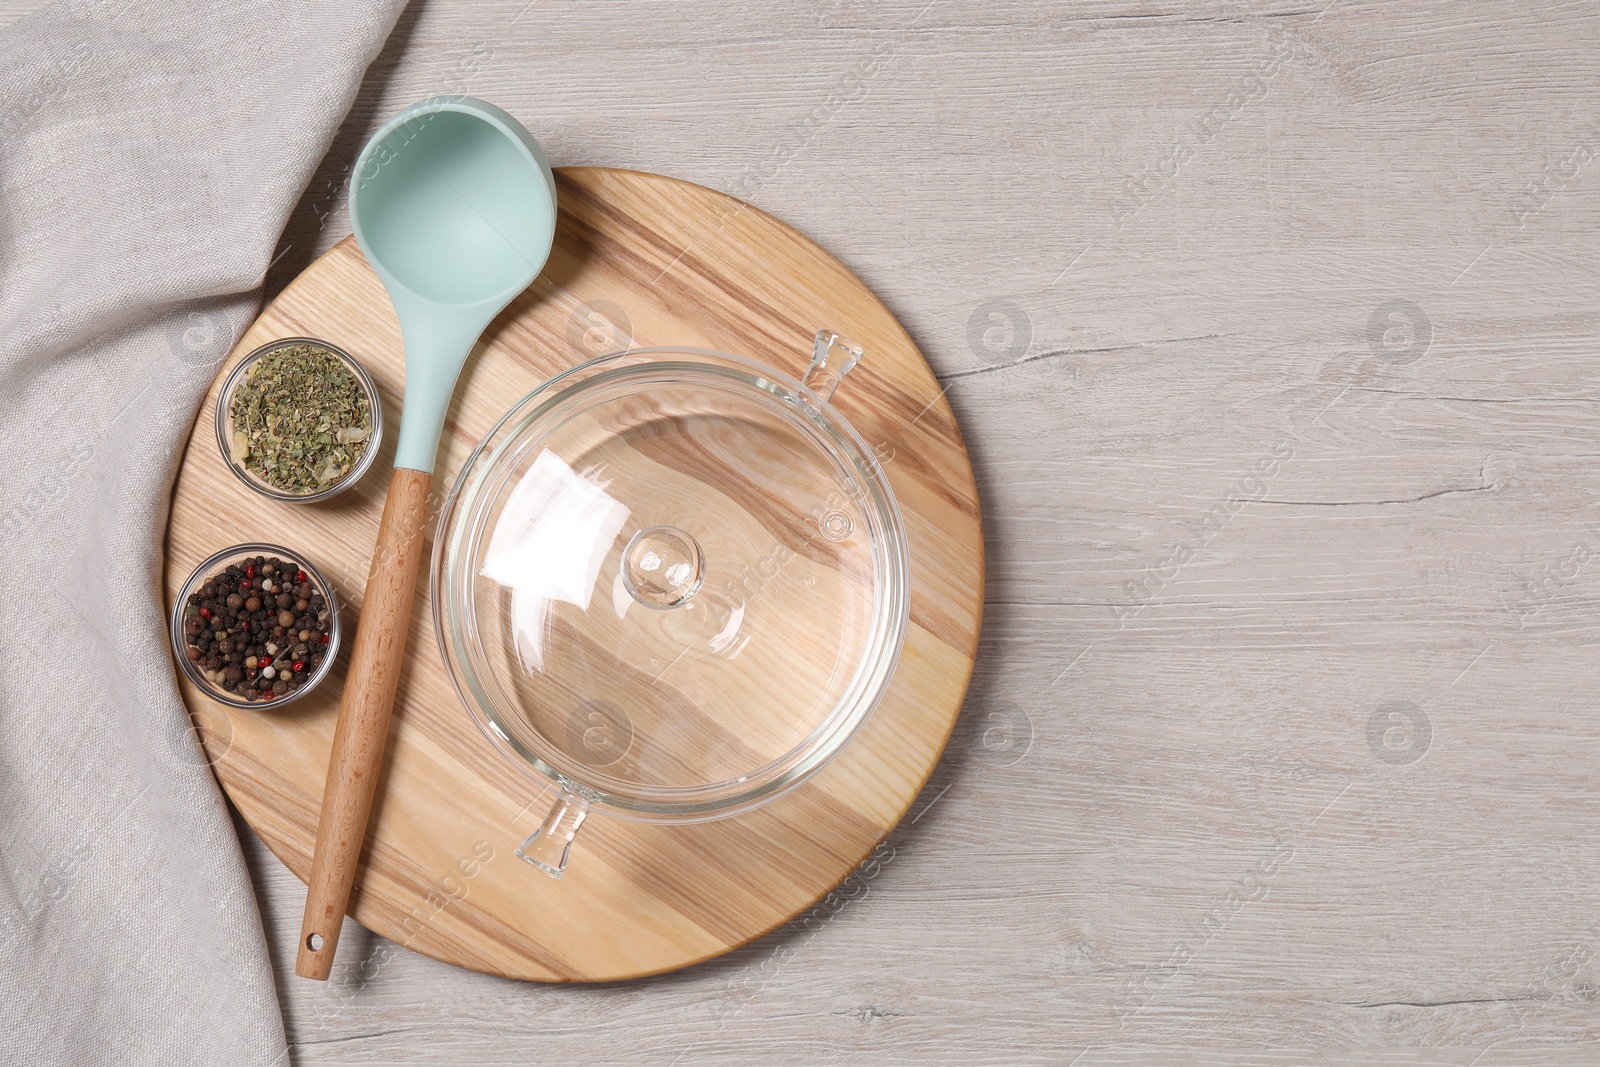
[433,331,909,874]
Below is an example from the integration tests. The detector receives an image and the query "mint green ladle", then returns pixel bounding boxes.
[297,96,557,981]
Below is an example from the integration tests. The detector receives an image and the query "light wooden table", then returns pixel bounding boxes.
[15,1,1600,1062]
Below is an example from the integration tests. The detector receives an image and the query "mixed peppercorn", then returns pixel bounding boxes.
[182,554,331,702]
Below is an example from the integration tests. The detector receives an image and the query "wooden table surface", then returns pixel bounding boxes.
[13,1,1600,1063]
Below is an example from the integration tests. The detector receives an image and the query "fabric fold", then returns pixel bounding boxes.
[0,1,407,1062]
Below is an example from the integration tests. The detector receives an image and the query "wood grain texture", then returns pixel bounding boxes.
[5,0,1595,1060]
[164,167,983,982]
[298,466,434,980]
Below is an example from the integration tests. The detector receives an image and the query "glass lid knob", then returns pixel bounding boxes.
[621,525,706,610]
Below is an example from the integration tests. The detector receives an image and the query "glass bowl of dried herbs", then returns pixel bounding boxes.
[215,337,383,502]
[170,543,342,708]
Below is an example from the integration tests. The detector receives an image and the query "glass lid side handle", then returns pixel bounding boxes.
[516,786,590,879]
[805,330,864,402]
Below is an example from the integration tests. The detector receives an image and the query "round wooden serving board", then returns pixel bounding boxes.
[164,167,983,982]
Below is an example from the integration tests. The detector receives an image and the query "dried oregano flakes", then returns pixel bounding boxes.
[229,343,373,495]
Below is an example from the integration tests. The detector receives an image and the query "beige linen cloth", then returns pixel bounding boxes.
[0,0,406,1062]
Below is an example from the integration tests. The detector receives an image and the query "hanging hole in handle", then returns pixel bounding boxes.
[306,932,324,952]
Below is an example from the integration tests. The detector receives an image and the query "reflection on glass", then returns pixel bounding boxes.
[480,449,630,671]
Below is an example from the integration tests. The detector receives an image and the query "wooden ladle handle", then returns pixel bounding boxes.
[296,467,433,980]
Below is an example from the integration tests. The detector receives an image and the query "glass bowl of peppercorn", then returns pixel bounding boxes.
[215,337,383,503]
[170,543,342,708]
